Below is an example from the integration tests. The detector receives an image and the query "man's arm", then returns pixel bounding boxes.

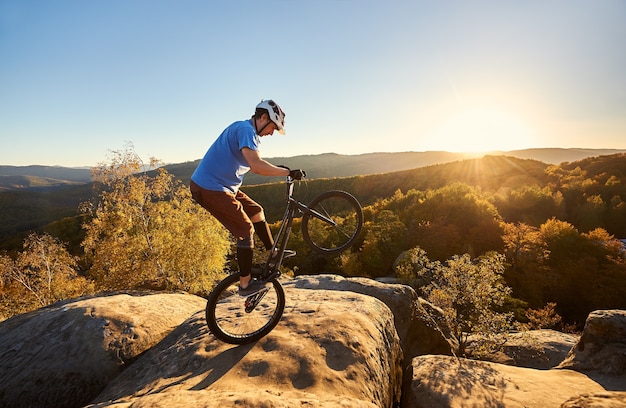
[241,147,290,177]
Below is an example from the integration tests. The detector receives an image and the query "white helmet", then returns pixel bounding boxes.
[256,99,286,134]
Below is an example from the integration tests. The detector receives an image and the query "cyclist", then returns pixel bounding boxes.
[190,100,305,297]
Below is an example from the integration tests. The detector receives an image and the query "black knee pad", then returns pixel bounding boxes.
[237,235,254,249]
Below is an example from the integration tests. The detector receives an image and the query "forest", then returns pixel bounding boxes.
[1,150,625,334]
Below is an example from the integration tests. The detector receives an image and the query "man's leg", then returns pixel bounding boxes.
[239,192,273,251]
[237,235,255,288]
[188,184,263,291]
[250,209,296,264]
[237,234,269,296]
[253,219,274,250]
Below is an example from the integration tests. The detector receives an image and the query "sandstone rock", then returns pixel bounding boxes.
[560,392,626,408]
[0,292,206,408]
[5,274,621,408]
[558,310,626,375]
[402,355,606,408]
[283,274,458,358]
[88,286,403,408]
[469,329,579,369]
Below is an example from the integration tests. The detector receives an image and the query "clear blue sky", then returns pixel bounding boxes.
[1,1,625,167]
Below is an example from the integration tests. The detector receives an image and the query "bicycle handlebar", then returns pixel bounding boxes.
[285,172,306,201]
[292,170,306,180]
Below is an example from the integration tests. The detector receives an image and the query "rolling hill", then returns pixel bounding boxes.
[1,149,625,252]
[162,148,626,187]
[2,149,624,192]
[0,165,92,191]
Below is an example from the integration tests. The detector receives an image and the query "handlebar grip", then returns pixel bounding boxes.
[289,169,306,180]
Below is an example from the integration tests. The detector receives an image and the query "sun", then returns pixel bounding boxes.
[423,107,537,153]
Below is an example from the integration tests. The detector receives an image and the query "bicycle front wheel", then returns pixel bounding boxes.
[301,190,363,255]
[205,274,285,344]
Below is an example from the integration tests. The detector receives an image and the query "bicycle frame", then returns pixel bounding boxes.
[263,176,338,279]
[263,177,299,278]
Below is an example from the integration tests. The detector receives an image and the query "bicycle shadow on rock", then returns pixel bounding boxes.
[190,339,258,391]
[91,310,256,403]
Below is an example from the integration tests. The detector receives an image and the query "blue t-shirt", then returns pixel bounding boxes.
[191,119,260,194]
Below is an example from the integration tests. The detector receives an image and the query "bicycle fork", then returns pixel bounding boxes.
[244,288,270,312]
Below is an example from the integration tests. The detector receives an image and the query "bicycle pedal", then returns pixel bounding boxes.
[245,288,270,310]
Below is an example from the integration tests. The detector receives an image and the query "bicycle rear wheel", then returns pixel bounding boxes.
[205,274,285,344]
[301,190,363,255]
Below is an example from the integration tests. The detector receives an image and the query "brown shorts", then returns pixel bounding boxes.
[190,180,263,239]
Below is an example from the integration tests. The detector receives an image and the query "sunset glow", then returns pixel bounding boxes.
[0,1,624,166]
[425,107,538,153]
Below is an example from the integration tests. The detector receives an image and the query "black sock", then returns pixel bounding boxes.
[237,246,254,278]
[253,221,274,250]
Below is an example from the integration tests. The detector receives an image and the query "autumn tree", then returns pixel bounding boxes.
[344,210,408,277]
[574,194,606,232]
[394,246,432,288]
[82,146,230,293]
[401,183,504,261]
[408,251,513,356]
[536,218,626,324]
[495,184,564,226]
[606,194,626,237]
[524,302,563,330]
[0,233,93,320]
[501,222,552,307]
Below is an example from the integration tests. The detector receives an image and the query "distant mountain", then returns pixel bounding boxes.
[2,149,625,192]
[163,151,475,186]
[1,151,625,252]
[492,148,626,165]
[164,148,626,186]
[0,166,92,191]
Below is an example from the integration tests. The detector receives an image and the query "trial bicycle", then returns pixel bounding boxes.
[205,175,364,344]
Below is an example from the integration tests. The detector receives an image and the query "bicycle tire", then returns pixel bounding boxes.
[205,274,285,344]
[301,190,363,255]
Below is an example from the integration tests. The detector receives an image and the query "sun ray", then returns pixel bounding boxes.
[423,106,538,153]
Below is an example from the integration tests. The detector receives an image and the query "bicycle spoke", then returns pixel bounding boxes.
[302,191,363,254]
[206,274,285,344]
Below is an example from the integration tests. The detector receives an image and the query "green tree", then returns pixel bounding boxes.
[82,146,230,293]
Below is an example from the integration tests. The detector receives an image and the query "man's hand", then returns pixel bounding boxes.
[289,169,306,180]
[277,165,306,180]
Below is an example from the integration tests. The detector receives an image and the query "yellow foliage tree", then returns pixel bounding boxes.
[82,146,230,293]
[417,252,513,357]
[0,233,93,320]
